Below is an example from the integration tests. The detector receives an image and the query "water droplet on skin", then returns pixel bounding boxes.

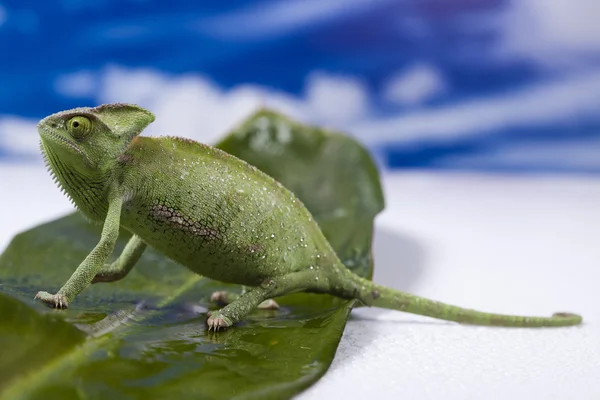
[310,266,314,270]
[271,234,275,238]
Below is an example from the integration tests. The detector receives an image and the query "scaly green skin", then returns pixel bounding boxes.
[34,103,583,330]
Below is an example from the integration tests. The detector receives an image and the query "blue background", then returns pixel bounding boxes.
[1,0,599,173]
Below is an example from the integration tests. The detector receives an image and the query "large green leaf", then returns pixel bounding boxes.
[0,110,384,400]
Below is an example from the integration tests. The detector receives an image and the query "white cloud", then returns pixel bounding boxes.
[499,0,600,66]
[438,138,600,171]
[94,66,306,144]
[0,65,372,156]
[353,70,600,144]
[0,116,39,155]
[96,66,371,141]
[305,72,369,124]
[4,65,600,162]
[198,0,394,40]
[382,63,446,107]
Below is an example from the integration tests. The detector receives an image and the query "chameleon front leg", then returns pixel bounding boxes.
[210,286,280,310]
[35,193,123,309]
[92,235,147,283]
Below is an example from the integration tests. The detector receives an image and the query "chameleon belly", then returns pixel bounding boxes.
[117,136,328,285]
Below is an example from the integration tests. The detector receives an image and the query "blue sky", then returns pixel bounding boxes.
[0,0,599,172]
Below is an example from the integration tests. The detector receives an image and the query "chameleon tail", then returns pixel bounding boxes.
[334,270,583,327]
[370,282,582,327]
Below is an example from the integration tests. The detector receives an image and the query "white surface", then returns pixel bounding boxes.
[1,165,599,399]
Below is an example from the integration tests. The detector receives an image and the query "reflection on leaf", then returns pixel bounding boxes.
[0,110,384,400]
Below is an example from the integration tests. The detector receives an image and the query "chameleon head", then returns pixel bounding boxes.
[38,103,155,170]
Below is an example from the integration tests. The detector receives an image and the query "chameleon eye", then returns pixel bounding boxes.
[67,116,92,139]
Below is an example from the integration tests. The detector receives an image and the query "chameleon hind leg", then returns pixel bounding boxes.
[206,268,328,331]
[210,286,279,310]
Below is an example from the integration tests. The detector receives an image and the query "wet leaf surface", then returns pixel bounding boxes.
[0,110,384,400]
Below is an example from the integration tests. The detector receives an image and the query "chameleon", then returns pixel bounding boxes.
[34,103,583,331]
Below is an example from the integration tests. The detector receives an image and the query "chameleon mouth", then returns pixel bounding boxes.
[38,125,92,166]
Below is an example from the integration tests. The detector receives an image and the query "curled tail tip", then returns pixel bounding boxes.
[552,312,583,325]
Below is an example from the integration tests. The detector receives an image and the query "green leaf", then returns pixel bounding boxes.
[0,110,384,400]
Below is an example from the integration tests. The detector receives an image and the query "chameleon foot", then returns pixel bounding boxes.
[206,311,233,331]
[34,291,69,309]
[257,299,279,310]
[210,290,237,304]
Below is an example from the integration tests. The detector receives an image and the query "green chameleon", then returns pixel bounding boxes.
[34,103,583,331]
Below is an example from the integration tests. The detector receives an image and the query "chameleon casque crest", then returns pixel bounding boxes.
[35,103,582,330]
